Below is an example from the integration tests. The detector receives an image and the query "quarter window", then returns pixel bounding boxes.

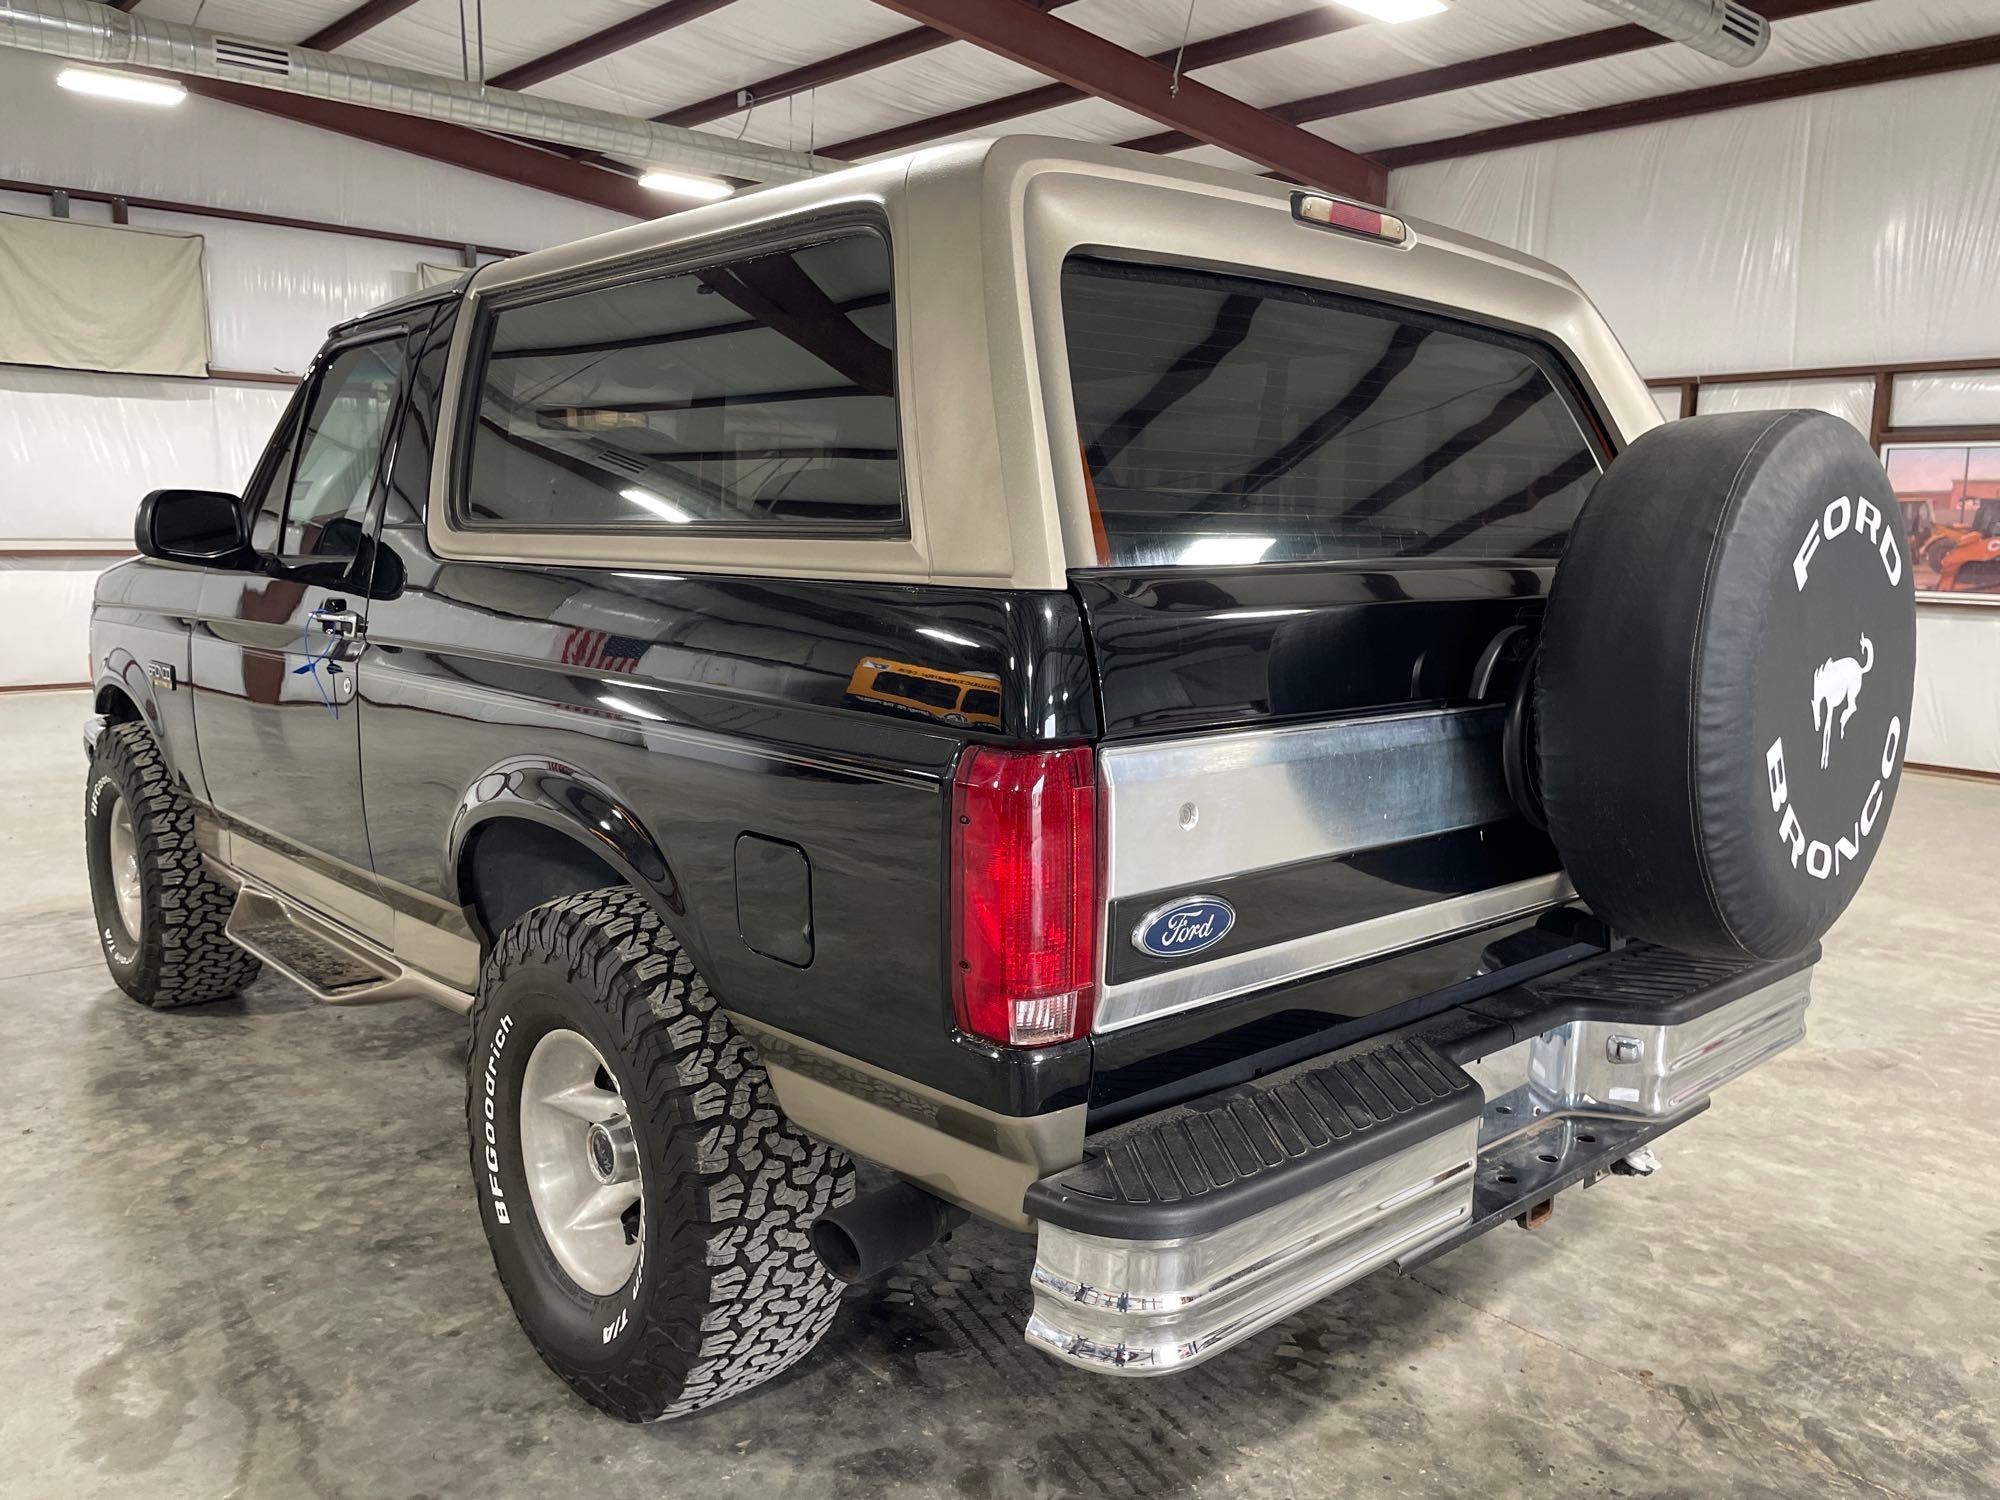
[462,231,901,532]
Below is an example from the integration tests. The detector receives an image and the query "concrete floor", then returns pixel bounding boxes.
[1,688,1994,1500]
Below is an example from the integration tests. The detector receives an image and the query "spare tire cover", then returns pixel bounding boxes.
[1537,410,1915,960]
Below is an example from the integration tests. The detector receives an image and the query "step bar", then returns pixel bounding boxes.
[224,885,471,1011]
[1022,943,1815,1374]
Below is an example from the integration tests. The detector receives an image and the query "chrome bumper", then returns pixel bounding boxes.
[1024,955,1812,1375]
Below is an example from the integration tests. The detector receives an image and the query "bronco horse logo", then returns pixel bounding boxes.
[1810,634,1874,769]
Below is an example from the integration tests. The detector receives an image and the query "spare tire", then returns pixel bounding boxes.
[1537,410,1915,960]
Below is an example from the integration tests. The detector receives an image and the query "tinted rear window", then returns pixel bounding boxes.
[1063,257,1602,567]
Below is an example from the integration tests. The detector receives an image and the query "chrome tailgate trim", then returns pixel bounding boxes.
[1094,872,1573,1032]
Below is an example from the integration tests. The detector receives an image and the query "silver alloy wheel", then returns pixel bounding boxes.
[518,1027,644,1296]
[105,793,143,942]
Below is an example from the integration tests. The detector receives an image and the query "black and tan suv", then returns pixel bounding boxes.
[83,138,1916,1421]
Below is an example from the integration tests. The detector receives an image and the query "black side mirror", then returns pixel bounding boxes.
[134,489,252,567]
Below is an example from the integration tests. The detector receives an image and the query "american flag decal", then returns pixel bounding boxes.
[560,628,647,674]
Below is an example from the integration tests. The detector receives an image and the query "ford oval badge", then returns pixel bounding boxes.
[1132,895,1236,961]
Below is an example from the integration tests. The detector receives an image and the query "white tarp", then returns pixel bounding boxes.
[0,212,209,377]
[1390,64,2000,378]
[1694,379,1875,436]
[0,366,290,542]
[1892,370,2000,430]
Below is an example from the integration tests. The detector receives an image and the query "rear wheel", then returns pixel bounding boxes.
[468,887,853,1421]
[84,721,261,1007]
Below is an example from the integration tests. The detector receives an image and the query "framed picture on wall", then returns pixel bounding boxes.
[1882,440,2000,601]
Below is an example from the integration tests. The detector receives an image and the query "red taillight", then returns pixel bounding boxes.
[950,744,1097,1048]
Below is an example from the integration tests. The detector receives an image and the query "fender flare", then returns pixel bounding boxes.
[444,755,684,926]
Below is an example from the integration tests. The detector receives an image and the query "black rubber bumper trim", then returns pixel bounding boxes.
[1443,939,1819,1061]
[1030,941,1814,1240]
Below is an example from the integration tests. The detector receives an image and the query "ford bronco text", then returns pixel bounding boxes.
[84,139,1916,1421]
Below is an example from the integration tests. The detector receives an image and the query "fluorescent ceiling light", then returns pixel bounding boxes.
[620,487,692,523]
[1179,536,1276,566]
[1332,0,1447,21]
[637,169,734,202]
[56,67,187,107]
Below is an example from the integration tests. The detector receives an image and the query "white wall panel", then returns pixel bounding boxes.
[1650,387,1683,424]
[1695,379,1875,436]
[1911,607,2000,776]
[0,559,112,687]
[1893,370,2000,430]
[1390,64,2000,377]
[0,368,291,542]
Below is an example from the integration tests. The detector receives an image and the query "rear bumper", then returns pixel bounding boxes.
[1022,943,1814,1374]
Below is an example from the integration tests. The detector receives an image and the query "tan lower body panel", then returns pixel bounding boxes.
[730,1015,1085,1232]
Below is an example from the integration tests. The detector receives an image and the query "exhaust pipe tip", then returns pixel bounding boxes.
[811,1180,969,1284]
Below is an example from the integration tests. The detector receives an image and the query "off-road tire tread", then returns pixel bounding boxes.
[470,887,853,1422]
[89,721,261,1007]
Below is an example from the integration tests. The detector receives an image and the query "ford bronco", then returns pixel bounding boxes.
[83,138,1916,1421]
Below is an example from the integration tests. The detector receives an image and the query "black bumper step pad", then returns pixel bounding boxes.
[1025,1037,1482,1239]
[1445,940,1817,1062]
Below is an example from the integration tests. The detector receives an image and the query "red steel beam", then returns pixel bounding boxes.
[861,0,1384,198]
[488,0,745,92]
[654,0,1078,130]
[302,0,423,52]
[180,77,657,219]
[826,8,1361,161]
[1119,0,1869,154]
[1375,33,2000,169]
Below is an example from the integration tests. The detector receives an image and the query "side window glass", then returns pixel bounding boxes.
[243,411,299,556]
[461,230,900,532]
[281,338,405,561]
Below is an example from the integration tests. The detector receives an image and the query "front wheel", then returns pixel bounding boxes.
[84,720,261,1007]
[468,887,853,1421]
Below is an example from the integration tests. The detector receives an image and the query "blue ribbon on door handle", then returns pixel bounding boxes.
[294,610,344,718]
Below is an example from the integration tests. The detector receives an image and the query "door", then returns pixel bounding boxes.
[191,329,409,941]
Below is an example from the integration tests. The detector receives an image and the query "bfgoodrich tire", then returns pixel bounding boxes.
[84,720,261,1007]
[468,887,854,1422]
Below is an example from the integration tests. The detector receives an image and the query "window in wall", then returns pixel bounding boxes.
[1063,256,1603,568]
[461,230,900,532]
[279,338,405,561]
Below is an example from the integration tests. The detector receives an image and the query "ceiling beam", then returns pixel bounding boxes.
[301,0,423,52]
[488,0,745,92]
[862,0,1385,199]
[654,0,1077,131]
[826,8,1360,161]
[179,77,657,219]
[1120,0,1868,154]
[1375,33,2000,169]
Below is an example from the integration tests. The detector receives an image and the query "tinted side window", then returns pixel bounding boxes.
[1064,257,1601,567]
[461,231,900,532]
[281,338,405,560]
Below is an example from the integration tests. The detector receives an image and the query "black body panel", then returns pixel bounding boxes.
[1072,560,1552,739]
